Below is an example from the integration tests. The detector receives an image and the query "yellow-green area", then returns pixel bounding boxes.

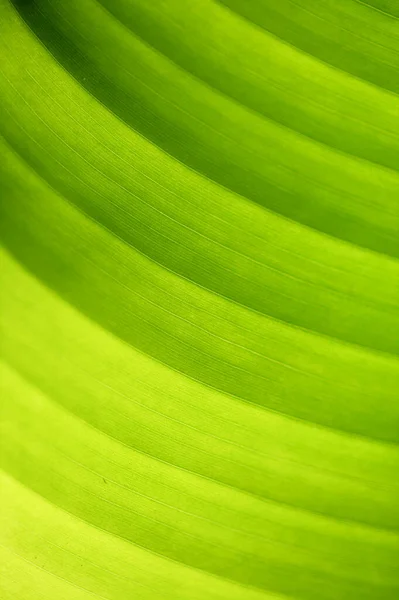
[0,0,398,598]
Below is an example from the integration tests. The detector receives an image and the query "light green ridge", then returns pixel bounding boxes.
[4,0,399,253]
[1,0,398,599]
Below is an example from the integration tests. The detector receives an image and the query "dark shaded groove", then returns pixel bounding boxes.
[215,0,399,93]
[10,0,399,259]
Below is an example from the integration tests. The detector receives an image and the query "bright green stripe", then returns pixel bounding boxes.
[0,471,285,600]
[1,246,398,525]
[1,10,399,351]
[1,246,397,485]
[1,361,398,598]
[7,0,399,255]
[1,1,399,598]
[1,142,399,441]
[0,544,98,600]
[216,0,399,91]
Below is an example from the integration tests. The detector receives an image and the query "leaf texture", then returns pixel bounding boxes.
[0,1,399,599]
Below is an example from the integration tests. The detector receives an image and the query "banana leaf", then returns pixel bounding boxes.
[1,1,398,599]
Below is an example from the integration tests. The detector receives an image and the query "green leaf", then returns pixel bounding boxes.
[1,1,398,599]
